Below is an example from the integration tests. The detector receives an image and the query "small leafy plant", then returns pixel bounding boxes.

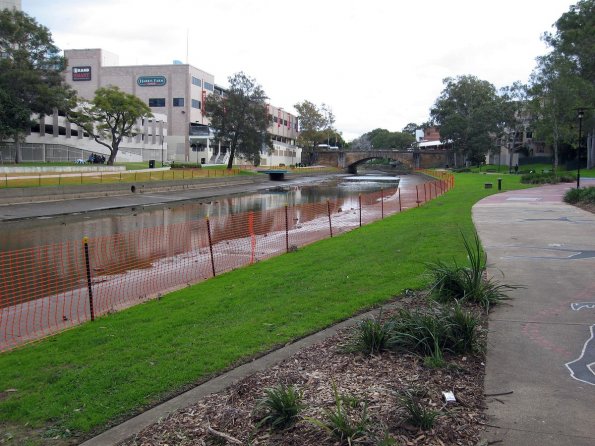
[254,384,304,430]
[308,382,370,444]
[349,314,393,355]
[427,232,521,311]
[399,388,440,430]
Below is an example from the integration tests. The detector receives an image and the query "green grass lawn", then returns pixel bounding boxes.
[0,173,533,444]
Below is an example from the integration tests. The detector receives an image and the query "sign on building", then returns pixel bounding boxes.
[72,66,92,81]
[137,76,167,87]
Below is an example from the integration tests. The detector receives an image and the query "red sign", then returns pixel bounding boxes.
[72,66,91,81]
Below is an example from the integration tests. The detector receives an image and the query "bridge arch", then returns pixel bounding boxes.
[346,156,412,174]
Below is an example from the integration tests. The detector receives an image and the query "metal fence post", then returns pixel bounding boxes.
[206,217,216,277]
[416,185,420,207]
[381,188,384,219]
[285,205,289,253]
[358,194,362,227]
[327,200,333,238]
[83,237,95,321]
[398,188,402,212]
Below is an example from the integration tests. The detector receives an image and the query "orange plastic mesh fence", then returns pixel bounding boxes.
[0,175,453,351]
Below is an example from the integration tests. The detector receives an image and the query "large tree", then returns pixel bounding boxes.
[544,0,595,84]
[67,86,152,165]
[430,75,505,165]
[0,9,73,162]
[294,100,332,163]
[528,53,587,172]
[204,72,271,169]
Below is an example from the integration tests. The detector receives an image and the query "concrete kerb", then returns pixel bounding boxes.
[80,300,405,446]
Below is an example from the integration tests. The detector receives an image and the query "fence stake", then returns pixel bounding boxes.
[358,194,362,227]
[424,183,427,202]
[381,188,384,219]
[398,188,402,212]
[327,200,333,238]
[285,205,289,253]
[206,217,216,277]
[416,185,420,207]
[249,211,255,264]
[83,237,95,321]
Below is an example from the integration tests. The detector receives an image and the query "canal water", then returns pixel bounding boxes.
[0,173,425,252]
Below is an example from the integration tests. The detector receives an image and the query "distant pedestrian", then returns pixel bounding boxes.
[514,164,519,174]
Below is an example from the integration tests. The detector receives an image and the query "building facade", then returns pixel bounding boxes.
[30,48,301,166]
[0,0,20,11]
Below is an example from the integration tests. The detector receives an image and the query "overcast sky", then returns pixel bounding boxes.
[23,0,574,141]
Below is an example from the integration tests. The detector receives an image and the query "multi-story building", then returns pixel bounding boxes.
[28,48,300,166]
[0,0,20,11]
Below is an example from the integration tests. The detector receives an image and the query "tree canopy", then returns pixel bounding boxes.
[527,0,595,171]
[294,100,340,163]
[430,75,505,165]
[204,72,271,169]
[67,86,153,165]
[0,9,73,161]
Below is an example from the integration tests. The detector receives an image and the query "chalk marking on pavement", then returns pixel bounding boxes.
[565,324,595,386]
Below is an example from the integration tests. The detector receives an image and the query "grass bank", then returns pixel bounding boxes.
[0,173,531,444]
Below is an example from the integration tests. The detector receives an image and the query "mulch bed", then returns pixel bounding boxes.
[120,296,488,446]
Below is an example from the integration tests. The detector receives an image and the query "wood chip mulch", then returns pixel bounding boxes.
[120,297,488,446]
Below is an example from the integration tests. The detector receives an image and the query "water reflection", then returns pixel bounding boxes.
[0,175,424,252]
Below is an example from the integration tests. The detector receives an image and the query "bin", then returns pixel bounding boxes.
[148,160,155,168]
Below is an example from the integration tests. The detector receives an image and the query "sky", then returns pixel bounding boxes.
[23,0,575,141]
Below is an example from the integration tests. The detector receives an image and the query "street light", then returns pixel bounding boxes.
[576,108,584,189]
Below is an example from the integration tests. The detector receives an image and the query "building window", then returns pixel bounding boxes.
[203,81,214,91]
[191,99,201,109]
[149,98,165,107]
[283,120,288,126]
[526,131,533,139]
[273,116,278,123]
[192,76,201,87]
[173,97,185,107]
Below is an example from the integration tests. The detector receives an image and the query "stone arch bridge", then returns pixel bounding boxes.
[314,149,453,173]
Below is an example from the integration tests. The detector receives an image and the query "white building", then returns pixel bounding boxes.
[0,0,20,11]
[45,48,301,166]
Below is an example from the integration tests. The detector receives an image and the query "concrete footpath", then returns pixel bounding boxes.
[473,179,595,445]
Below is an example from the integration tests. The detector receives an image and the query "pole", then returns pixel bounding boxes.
[285,205,289,253]
[398,188,402,212]
[358,194,362,227]
[380,188,384,219]
[416,185,420,207]
[83,237,95,322]
[327,200,333,238]
[206,217,216,277]
[577,109,584,189]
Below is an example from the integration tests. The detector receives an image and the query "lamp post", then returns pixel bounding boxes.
[576,108,584,189]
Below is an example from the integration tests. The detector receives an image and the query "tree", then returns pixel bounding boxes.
[402,123,419,136]
[430,75,505,165]
[294,100,331,163]
[544,0,595,84]
[204,72,271,169]
[67,86,152,165]
[0,9,73,162]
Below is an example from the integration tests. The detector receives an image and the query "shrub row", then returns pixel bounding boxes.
[564,186,595,205]
[520,171,575,184]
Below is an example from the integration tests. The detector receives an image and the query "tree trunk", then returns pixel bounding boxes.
[107,146,117,165]
[226,147,235,169]
[14,135,22,164]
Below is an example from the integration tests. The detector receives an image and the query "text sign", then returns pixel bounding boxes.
[72,66,92,81]
[137,76,167,87]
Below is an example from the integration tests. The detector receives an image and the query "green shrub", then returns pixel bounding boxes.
[564,186,595,205]
[398,388,440,430]
[254,384,304,429]
[349,315,393,355]
[520,172,575,184]
[170,161,202,169]
[428,232,521,311]
[308,382,369,444]
[388,303,480,358]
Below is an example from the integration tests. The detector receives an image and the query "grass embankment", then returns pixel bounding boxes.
[0,173,532,444]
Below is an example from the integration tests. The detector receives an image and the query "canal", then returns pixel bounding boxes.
[0,173,426,252]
